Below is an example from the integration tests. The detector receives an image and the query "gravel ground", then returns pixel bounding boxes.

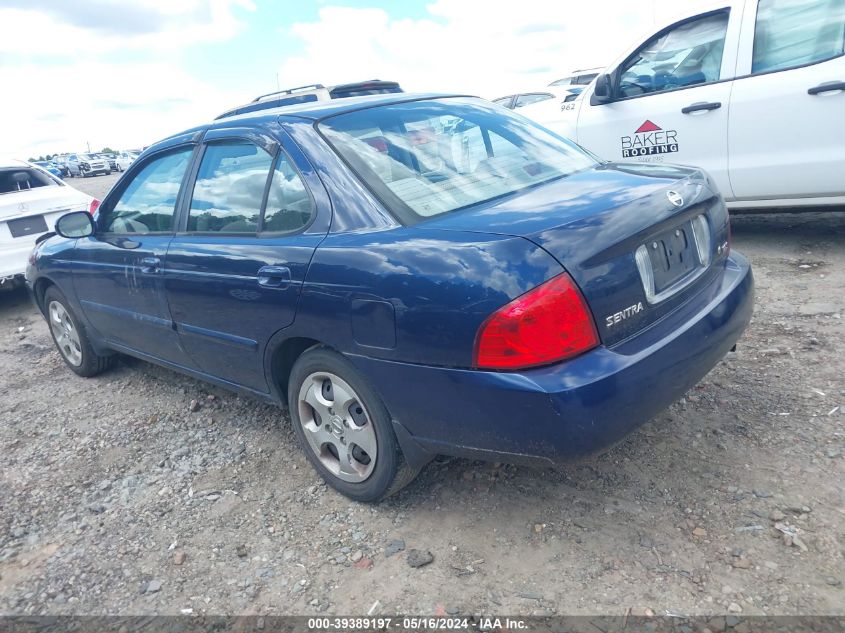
[1,173,843,617]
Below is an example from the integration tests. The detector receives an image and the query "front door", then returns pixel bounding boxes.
[73,146,197,367]
[164,127,330,392]
[728,0,845,200]
[576,7,741,197]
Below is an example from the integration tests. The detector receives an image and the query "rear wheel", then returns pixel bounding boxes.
[288,347,419,502]
[44,286,114,377]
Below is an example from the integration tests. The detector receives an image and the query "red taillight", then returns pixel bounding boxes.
[474,273,599,370]
[89,198,101,215]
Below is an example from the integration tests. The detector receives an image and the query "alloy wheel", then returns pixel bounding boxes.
[297,371,377,482]
[48,300,83,366]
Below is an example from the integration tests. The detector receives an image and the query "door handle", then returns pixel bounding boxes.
[808,81,845,95]
[257,265,291,289]
[139,257,161,274]
[681,101,722,114]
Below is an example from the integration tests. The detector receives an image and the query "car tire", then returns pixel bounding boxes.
[288,346,419,502]
[44,286,114,378]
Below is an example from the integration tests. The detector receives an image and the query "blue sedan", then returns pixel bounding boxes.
[26,94,753,501]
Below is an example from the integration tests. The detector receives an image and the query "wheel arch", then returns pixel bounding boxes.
[266,336,323,406]
[33,276,56,317]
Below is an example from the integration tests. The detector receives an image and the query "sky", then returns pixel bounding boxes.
[0,0,685,159]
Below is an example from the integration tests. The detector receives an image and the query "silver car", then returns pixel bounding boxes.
[67,153,111,178]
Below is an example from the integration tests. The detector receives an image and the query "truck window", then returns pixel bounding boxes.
[752,0,845,74]
[617,12,730,99]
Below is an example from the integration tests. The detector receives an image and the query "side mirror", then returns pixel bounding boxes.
[55,211,94,239]
[591,74,613,105]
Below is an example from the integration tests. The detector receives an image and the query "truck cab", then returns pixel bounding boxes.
[521,0,845,210]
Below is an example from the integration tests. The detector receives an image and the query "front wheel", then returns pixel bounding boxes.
[288,347,419,502]
[44,286,114,377]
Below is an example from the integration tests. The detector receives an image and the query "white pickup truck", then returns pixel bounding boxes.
[520,0,845,210]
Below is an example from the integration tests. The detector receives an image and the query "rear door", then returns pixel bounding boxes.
[728,0,845,200]
[73,144,197,366]
[164,125,330,392]
[576,5,743,197]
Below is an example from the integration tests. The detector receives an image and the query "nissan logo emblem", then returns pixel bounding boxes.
[666,191,684,207]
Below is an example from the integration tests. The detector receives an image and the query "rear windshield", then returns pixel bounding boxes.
[318,97,596,221]
[0,168,59,194]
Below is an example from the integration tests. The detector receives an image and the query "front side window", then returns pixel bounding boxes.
[319,97,597,221]
[100,148,192,234]
[187,142,273,233]
[617,12,729,98]
[752,0,845,73]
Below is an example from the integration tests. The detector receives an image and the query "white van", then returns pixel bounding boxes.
[520,0,845,210]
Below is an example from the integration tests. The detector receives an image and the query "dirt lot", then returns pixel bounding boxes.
[1,173,843,617]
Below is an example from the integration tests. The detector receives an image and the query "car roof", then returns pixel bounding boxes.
[144,94,472,156]
[0,158,34,169]
[223,93,469,123]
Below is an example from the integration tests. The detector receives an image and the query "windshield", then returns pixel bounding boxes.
[319,97,597,222]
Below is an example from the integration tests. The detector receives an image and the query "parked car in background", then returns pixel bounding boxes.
[1,159,95,288]
[492,86,584,110]
[98,154,119,171]
[27,94,752,501]
[33,161,63,179]
[52,156,71,177]
[215,79,403,119]
[520,0,845,210]
[548,67,604,88]
[67,153,111,178]
[115,150,139,171]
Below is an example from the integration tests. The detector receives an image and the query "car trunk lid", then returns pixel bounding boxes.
[0,185,91,223]
[422,162,731,346]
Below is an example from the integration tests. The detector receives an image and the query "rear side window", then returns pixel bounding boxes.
[752,0,845,74]
[187,143,273,233]
[263,154,313,233]
[100,149,192,234]
[618,12,730,98]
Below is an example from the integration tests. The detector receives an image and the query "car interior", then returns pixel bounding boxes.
[0,168,56,194]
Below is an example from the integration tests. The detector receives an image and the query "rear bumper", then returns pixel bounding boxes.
[349,251,754,466]
[0,242,32,279]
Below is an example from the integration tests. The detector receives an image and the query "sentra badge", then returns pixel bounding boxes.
[605,302,644,328]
